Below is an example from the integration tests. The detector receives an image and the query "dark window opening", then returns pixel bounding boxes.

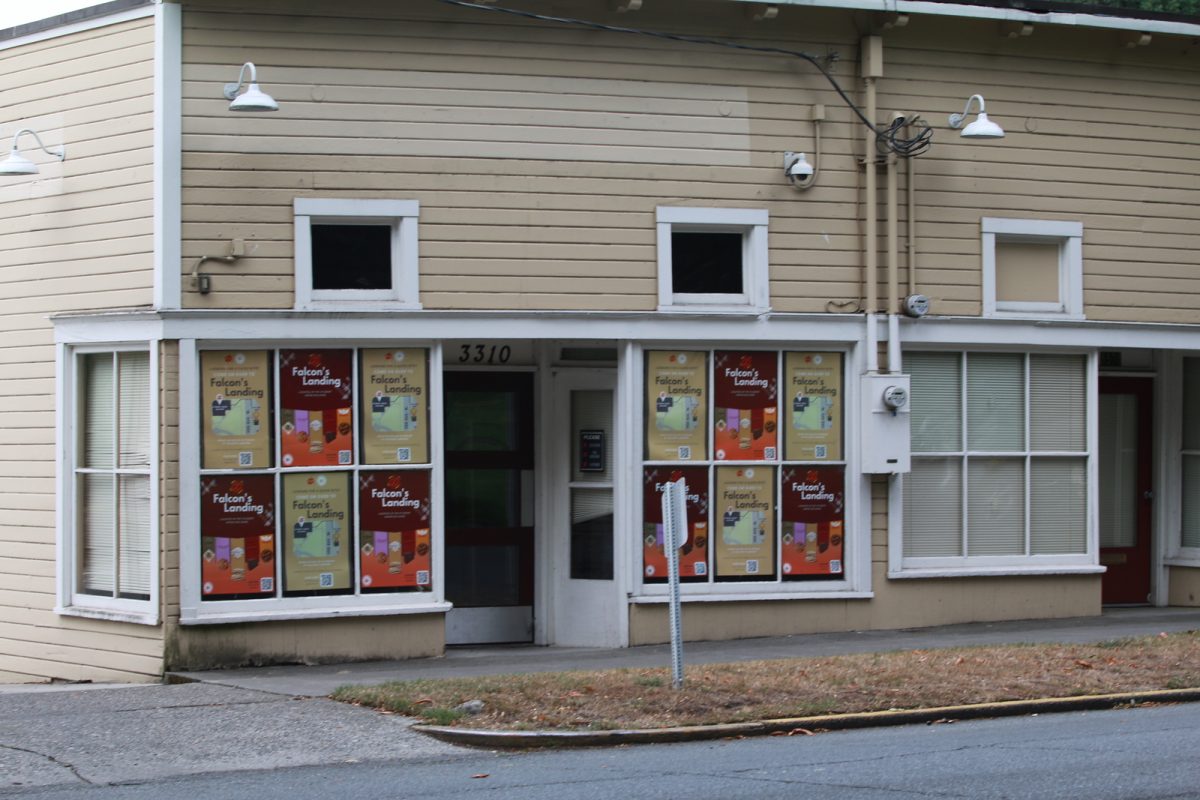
[312,224,392,290]
[671,231,743,295]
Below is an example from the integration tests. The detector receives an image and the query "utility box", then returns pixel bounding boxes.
[860,374,911,474]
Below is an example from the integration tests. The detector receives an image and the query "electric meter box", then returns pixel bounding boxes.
[860,374,911,474]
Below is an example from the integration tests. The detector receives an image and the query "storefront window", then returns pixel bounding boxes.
[642,349,846,586]
[198,348,433,605]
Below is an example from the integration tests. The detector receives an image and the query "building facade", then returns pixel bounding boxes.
[2,0,1199,682]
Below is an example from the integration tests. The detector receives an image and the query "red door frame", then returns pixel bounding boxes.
[1099,376,1153,605]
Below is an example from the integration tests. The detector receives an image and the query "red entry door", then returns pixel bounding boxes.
[1098,377,1153,605]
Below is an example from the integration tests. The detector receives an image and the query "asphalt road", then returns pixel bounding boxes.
[4,703,1198,799]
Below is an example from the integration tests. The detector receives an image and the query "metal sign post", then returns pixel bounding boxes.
[660,477,688,690]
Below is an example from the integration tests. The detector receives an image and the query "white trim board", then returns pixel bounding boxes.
[153,1,181,310]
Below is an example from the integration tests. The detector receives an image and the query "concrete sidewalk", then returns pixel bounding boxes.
[1,607,1197,791]
[172,606,1200,697]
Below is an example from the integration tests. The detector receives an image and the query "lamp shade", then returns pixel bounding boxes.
[0,150,38,175]
[961,112,1005,138]
[229,83,279,112]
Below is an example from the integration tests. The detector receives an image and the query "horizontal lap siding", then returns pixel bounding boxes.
[0,17,159,682]
[181,1,1198,320]
[882,18,1200,321]
[180,0,864,312]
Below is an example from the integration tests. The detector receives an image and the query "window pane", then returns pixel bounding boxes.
[908,352,961,453]
[903,458,962,557]
[671,231,743,294]
[1099,393,1137,549]
[1030,354,1086,452]
[967,458,1025,556]
[311,224,392,290]
[118,475,152,599]
[967,353,1024,452]
[118,352,151,468]
[571,488,613,580]
[81,473,115,595]
[1183,454,1200,549]
[444,391,516,452]
[995,240,1060,304]
[82,354,114,469]
[1185,358,1200,451]
[1030,458,1087,554]
[572,390,613,483]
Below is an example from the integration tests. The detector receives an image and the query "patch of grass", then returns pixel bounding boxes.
[332,631,1200,732]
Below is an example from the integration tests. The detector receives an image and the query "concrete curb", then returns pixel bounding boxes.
[411,687,1200,749]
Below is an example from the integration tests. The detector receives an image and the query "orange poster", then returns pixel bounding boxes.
[200,474,276,599]
[281,472,353,595]
[642,467,709,582]
[360,349,429,464]
[279,349,354,468]
[714,466,776,579]
[781,466,845,579]
[713,351,777,462]
[358,470,432,592]
[784,352,843,461]
[645,351,707,461]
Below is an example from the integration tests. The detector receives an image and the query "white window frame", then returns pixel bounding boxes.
[629,341,873,603]
[656,207,769,314]
[889,348,1103,579]
[56,343,160,625]
[294,198,421,310]
[981,218,1083,320]
[178,339,450,625]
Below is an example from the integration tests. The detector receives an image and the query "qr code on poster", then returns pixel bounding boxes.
[745,559,759,574]
[260,577,273,592]
[764,447,777,460]
[416,570,430,585]
[319,572,334,588]
[692,562,707,576]
[678,446,691,460]
[238,451,253,467]
[338,450,352,465]
[397,448,411,462]
[830,559,843,574]
[815,445,828,459]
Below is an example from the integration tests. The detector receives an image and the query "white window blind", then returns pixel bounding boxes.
[966,457,1024,556]
[905,351,1090,565]
[909,352,961,453]
[967,353,1024,452]
[903,458,962,557]
[75,350,152,603]
[1031,458,1087,554]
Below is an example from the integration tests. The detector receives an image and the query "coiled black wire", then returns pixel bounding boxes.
[436,0,932,158]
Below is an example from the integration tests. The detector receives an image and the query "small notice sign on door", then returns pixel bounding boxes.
[579,430,605,473]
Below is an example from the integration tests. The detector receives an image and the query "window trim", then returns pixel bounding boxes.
[981,218,1083,320]
[1169,354,1200,566]
[889,347,1099,578]
[655,207,769,314]
[56,343,160,625]
[294,198,421,310]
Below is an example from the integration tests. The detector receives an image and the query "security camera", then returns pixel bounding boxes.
[784,151,814,178]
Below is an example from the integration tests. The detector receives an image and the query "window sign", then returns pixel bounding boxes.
[643,467,709,581]
[645,350,707,461]
[781,467,844,578]
[784,352,842,461]
[713,351,777,461]
[200,475,276,599]
[201,350,272,469]
[279,349,353,468]
[579,430,605,473]
[360,348,428,464]
[281,472,353,595]
[714,466,775,579]
[358,470,432,592]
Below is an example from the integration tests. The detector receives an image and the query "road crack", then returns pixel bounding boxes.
[0,741,93,785]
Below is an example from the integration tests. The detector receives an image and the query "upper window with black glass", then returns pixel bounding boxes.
[294,199,421,309]
[656,207,769,312]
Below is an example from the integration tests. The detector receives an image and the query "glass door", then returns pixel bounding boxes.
[443,371,535,643]
[1098,376,1152,605]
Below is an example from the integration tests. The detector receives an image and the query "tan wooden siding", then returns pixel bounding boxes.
[0,16,160,683]
[179,1,1198,319]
